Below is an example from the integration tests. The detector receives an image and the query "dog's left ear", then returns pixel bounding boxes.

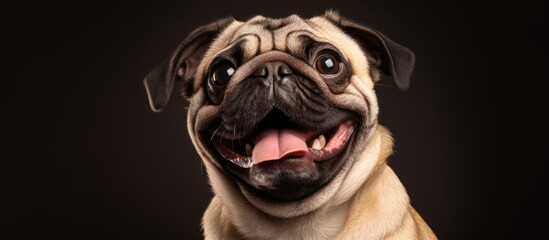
[326,13,415,90]
[144,17,234,112]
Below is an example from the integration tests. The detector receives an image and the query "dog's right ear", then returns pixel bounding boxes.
[144,17,234,112]
[323,11,415,91]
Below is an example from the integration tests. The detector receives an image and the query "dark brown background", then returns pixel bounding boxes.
[3,0,548,239]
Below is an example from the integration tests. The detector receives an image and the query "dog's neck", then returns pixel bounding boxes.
[202,125,412,239]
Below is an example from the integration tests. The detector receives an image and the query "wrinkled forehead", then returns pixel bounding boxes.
[210,15,344,62]
[229,15,316,56]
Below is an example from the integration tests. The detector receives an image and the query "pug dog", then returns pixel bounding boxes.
[144,10,436,239]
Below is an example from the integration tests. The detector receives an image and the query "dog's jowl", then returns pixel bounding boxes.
[144,11,436,240]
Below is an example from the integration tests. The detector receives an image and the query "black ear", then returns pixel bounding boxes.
[144,17,234,112]
[327,13,415,90]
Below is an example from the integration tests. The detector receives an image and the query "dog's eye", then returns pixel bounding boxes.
[212,63,235,85]
[315,54,341,75]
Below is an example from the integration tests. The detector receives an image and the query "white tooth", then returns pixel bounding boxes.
[245,143,253,156]
[318,135,326,148]
[312,139,322,150]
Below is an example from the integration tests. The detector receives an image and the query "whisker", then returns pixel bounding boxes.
[232,124,237,149]
[210,125,222,141]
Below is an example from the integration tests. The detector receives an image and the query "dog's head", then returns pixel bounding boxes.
[144,11,414,217]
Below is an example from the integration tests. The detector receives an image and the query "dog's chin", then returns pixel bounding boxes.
[200,108,359,202]
[246,156,322,201]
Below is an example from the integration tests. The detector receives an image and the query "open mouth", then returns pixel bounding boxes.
[209,109,357,168]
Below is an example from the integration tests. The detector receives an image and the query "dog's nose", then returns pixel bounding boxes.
[253,62,293,81]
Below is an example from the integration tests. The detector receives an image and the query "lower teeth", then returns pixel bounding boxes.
[312,139,322,150]
[310,134,327,149]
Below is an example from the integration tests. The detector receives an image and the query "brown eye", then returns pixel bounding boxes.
[211,63,235,85]
[315,54,341,75]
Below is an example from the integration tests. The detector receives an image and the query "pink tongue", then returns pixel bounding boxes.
[252,129,312,164]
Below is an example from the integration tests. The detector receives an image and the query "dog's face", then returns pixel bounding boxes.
[145,11,414,217]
